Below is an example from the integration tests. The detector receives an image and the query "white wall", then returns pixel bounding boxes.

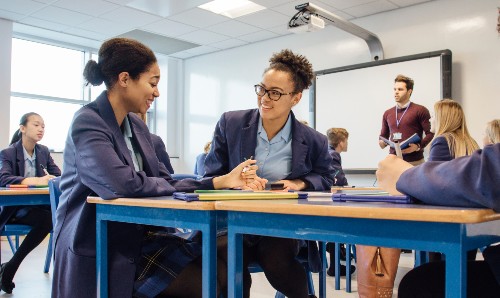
[178,0,500,173]
[0,19,12,149]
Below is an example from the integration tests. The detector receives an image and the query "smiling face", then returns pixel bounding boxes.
[20,114,45,144]
[393,81,412,105]
[123,62,160,115]
[257,69,301,126]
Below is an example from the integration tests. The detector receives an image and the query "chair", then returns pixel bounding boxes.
[330,243,356,293]
[171,173,202,180]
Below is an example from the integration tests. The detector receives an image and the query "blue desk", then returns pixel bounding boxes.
[0,188,50,263]
[217,199,500,298]
[87,196,220,298]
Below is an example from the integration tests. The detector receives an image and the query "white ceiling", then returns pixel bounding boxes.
[0,0,434,59]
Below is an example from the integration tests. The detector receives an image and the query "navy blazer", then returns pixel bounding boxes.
[397,143,500,284]
[428,136,453,162]
[0,140,60,231]
[205,109,334,190]
[328,147,348,186]
[52,92,213,298]
[150,133,174,174]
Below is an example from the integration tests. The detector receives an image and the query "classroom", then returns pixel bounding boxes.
[0,0,499,297]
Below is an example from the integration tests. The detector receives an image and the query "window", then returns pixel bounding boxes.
[10,38,160,152]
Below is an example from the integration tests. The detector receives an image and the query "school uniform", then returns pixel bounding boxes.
[328,147,348,186]
[52,91,213,298]
[428,136,453,161]
[397,143,500,297]
[0,140,60,230]
[150,133,174,174]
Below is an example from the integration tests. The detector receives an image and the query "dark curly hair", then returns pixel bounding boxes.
[264,49,314,92]
[83,38,157,89]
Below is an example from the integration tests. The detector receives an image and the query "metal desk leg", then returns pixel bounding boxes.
[334,242,341,290]
[96,214,108,298]
[201,214,217,298]
[228,231,244,298]
[318,241,326,298]
[445,247,466,298]
[346,244,352,293]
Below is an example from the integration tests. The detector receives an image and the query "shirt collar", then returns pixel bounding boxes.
[396,101,411,109]
[257,114,293,143]
[23,145,36,163]
[122,116,133,138]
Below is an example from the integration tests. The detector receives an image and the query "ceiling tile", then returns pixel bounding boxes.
[0,10,26,21]
[319,0,375,10]
[388,0,432,7]
[62,27,109,41]
[168,7,229,28]
[178,29,230,45]
[267,23,292,35]
[99,6,162,27]
[102,0,136,5]
[210,38,248,49]
[169,51,195,59]
[31,6,93,26]
[206,20,261,37]
[52,0,120,17]
[77,17,128,36]
[269,0,313,17]
[238,29,279,43]
[117,29,200,55]
[251,0,291,8]
[236,9,291,29]
[126,0,209,17]
[0,0,46,15]
[343,0,398,18]
[141,19,198,37]
[18,17,71,32]
[183,45,219,56]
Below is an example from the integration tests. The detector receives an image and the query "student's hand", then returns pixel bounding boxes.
[378,140,388,149]
[243,176,267,190]
[21,175,56,186]
[376,155,414,195]
[278,179,307,191]
[213,159,257,189]
[401,143,419,154]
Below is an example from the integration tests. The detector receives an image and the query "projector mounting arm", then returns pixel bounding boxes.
[288,2,384,61]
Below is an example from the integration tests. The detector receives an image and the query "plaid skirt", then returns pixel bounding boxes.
[133,230,202,298]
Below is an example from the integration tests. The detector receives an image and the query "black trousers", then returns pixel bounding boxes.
[398,260,500,298]
[3,206,52,282]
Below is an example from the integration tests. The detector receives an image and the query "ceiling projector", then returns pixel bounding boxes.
[288,15,325,33]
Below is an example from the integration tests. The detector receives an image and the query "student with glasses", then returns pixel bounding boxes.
[205,49,335,298]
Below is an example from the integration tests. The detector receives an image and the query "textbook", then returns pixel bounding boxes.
[174,190,308,202]
[332,191,415,204]
[379,133,421,150]
[6,184,49,189]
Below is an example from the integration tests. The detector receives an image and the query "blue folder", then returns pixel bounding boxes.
[332,192,415,204]
[173,191,308,202]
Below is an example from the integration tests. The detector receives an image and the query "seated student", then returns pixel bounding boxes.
[136,113,174,174]
[205,49,334,298]
[483,119,500,145]
[51,38,258,298]
[194,141,211,176]
[427,99,479,261]
[376,145,500,298]
[0,112,60,294]
[324,128,355,276]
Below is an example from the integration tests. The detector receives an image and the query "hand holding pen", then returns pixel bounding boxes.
[40,164,50,176]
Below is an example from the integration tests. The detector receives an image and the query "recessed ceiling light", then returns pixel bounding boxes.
[199,0,266,19]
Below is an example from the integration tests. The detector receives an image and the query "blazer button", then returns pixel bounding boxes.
[128,258,135,264]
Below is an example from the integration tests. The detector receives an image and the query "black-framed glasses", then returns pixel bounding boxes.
[254,84,294,101]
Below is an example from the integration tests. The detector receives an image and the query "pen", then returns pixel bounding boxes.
[242,156,253,173]
[40,164,49,175]
[333,169,340,178]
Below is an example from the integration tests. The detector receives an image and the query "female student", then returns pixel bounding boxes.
[427,99,479,261]
[483,119,500,145]
[51,38,257,298]
[205,49,334,298]
[0,112,60,294]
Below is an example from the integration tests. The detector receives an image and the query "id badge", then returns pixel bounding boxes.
[393,132,402,140]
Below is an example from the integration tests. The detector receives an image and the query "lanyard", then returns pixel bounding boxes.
[395,102,411,128]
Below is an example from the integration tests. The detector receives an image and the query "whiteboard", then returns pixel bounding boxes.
[313,50,452,170]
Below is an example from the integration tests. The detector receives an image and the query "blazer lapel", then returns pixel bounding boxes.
[34,144,47,177]
[240,110,259,163]
[289,115,309,178]
[130,116,159,176]
[15,141,25,177]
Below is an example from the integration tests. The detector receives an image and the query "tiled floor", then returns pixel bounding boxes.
[0,237,417,297]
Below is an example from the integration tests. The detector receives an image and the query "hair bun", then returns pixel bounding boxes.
[83,60,104,86]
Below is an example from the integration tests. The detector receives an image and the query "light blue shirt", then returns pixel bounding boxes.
[255,114,293,182]
[23,146,37,178]
[123,116,143,172]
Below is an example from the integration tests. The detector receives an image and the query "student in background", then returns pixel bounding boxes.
[205,49,334,298]
[376,146,500,297]
[0,112,60,294]
[483,119,500,145]
[378,74,434,165]
[326,127,349,186]
[194,141,211,176]
[427,99,479,262]
[52,38,257,298]
[136,113,174,174]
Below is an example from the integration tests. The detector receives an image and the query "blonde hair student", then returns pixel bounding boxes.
[484,119,500,145]
[429,98,479,161]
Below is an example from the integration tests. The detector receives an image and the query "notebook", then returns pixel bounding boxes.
[332,191,415,204]
[6,184,49,189]
[173,190,308,202]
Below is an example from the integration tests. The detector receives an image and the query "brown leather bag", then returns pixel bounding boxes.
[356,245,401,298]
